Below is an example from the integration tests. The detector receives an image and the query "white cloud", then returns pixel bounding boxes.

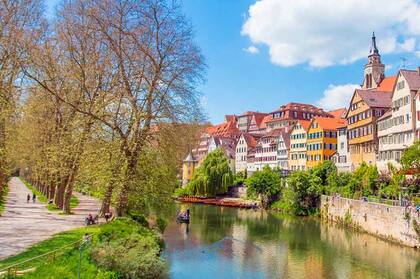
[244,45,259,54]
[317,84,360,111]
[242,0,420,67]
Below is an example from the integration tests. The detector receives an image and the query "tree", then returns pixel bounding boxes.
[282,170,323,215]
[187,148,233,197]
[246,166,282,208]
[401,141,420,177]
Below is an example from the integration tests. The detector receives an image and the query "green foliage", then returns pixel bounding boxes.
[234,171,247,185]
[173,187,190,198]
[90,219,166,279]
[281,170,323,215]
[186,149,234,197]
[400,141,420,176]
[246,166,282,207]
[128,213,149,228]
[156,217,167,234]
[343,210,352,227]
[0,185,8,215]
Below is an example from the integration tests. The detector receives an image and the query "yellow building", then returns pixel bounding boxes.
[346,89,391,168]
[306,117,344,169]
[182,152,198,187]
[289,120,310,171]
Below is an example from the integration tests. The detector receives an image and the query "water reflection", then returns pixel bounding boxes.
[163,204,420,279]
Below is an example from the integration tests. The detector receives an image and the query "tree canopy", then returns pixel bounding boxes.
[186,148,234,197]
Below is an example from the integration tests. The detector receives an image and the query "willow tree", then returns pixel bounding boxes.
[187,148,234,197]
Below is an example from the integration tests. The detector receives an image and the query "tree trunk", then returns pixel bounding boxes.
[116,156,137,216]
[100,162,121,216]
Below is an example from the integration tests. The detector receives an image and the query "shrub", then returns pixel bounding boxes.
[90,219,166,279]
[156,217,167,233]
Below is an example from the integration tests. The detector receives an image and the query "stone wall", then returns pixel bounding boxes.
[320,195,420,248]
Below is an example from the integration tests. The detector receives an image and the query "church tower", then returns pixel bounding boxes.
[362,32,385,89]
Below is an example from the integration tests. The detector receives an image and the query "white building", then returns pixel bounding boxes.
[377,68,420,172]
[331,122,352,172]
[252,129,283,172]
[277,131,290,170]
[235,133,257,173]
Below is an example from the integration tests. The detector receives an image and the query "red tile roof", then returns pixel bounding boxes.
[260,114,273,129]
[376,76,397,92]
[242,133,258,148]
[328,108,347,119]
[266,102,330,123]
[252,112,269,128]
[206,120,239,136]
[313,117,346,131]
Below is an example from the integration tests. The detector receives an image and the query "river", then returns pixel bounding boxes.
[163,203,420,279]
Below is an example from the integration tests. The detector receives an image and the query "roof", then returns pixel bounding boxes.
[266,102,329,123]
[337,119,348,128]
[224,115,237,122]
[312,117,346,131]
[378,109,392,121]
[252,113,268,128]
[290,119,311,133]
[278,130,291,149]
[355,89,392,108]
[206,120,239,136]
[376,76,397,92]
[260,114,273,129]
[238,111,260,117]
[328,108,347,119]
[184,152,197,162]
[400,69,420,91]
[262,128,285,138]
[241,133,258,148]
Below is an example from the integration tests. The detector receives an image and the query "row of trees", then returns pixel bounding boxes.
[1,0,205,215]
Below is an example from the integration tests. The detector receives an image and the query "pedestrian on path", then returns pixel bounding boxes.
[32,193,36,203]
[27,194,30,203]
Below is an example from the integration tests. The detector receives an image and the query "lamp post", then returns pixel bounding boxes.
[77,235,91,279]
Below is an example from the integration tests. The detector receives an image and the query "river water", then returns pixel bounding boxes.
[163,203,420,279]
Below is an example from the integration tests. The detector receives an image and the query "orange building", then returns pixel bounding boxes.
[346,89,392,168]
[306,117,345,169]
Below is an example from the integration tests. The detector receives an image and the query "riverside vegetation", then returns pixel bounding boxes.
[177,142,420,216]
[0,0,206,277]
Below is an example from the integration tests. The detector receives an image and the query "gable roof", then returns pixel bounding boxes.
[260,114,273,129]
[241,133,258,148]
[328,108,347,119]
[376,76,397,92]
[278,130,291,149]
[355,89,392,108]
[312,117,346,131]
[252,112,268,128]
[206,120,239,136]
[400,69,420,91]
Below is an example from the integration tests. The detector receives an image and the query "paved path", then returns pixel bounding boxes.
[0,177,102,260]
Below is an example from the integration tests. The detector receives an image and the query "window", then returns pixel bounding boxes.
[397,80,405,90]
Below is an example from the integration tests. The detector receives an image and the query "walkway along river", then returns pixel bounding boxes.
[163,203,420,279]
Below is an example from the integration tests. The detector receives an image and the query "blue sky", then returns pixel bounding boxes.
[45,0,420,124]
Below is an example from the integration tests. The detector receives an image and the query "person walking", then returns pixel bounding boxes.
[32,193,36,203]
[27,194,30,203]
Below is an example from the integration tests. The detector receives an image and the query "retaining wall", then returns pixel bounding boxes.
[320,195,420,248]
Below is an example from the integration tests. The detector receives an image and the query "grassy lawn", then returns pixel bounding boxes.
[20,178,79,212]
[0,219,165,278]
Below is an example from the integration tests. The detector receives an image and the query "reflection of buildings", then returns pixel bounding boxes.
[320,222,419,278]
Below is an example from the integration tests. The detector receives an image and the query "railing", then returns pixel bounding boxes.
[0,235,92,278]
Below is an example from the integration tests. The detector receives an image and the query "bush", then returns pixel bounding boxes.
[246,166,282,208]
[90,219,166,279]
[156,217,167,233]
[173,187,189,198]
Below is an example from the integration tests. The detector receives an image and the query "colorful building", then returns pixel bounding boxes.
[277,130,290,170]
[331,120,352,172]
[182,152,198,187]
[306,117,344,169]
[235,133,258,173]
[264,102,331,132]
[377,68,420,171]
[289,120,310,171]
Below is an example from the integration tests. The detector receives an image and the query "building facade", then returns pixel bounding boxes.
[331,122,352,172]
[277,131,290,170]
[182,152,198,187]
[307,117,343,169]
[377,69,420,171]
[235,133,257,173]
[252,129,283,172]
[289,120,310,171]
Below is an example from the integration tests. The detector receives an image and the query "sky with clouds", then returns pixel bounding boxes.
[45,0,420,123]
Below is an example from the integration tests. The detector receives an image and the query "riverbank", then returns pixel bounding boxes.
[0,218,166,278]
[176,196,260,208]
[321,195,420,248]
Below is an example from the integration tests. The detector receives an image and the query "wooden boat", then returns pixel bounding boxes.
[176,214,190,223]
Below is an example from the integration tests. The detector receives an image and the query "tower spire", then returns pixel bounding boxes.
[370,31,379,55]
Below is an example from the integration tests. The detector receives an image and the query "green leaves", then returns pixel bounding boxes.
[186,148,234,197]
[246,166,282,206]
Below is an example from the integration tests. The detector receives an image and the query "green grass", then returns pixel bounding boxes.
[19,178,79,212]
[0,185,9,216]
[0,219,164,278]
